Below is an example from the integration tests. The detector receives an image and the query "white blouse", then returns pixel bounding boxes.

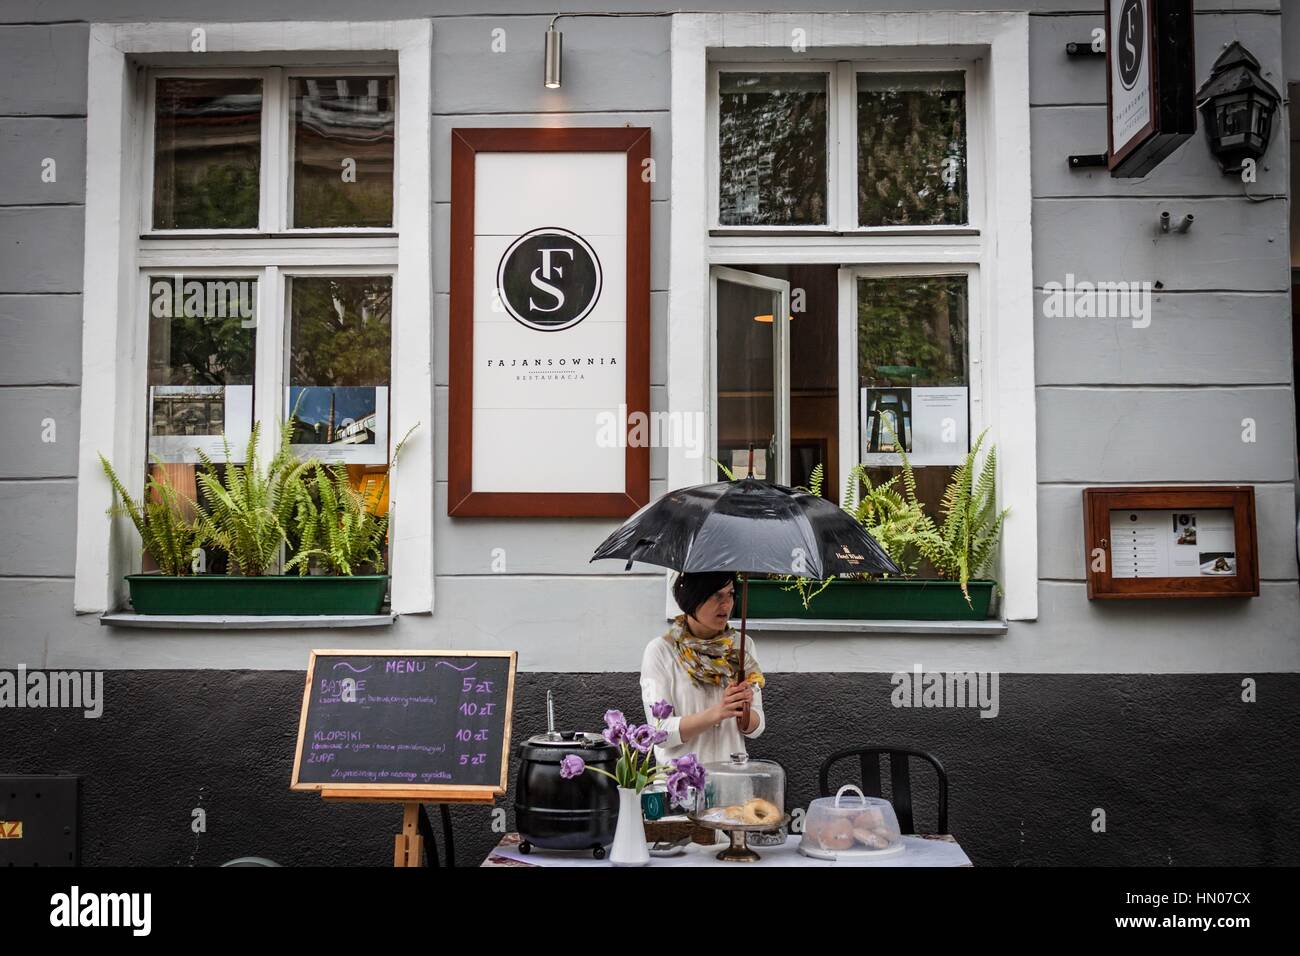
[639,634,766,768]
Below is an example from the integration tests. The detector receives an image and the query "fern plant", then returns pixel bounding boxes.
[908,428,1010,605]
[193,420,314,576]
[99,456,201,576]
[772,461,929,609]
[285,425,417,576]
[840,463,928,576]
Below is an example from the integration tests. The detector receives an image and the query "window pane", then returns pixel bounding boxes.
[718,72,828,226]
[287,276,392,465]
[715,278,777,480]
[292,76,396,228]
[857,274,968,523]
[856,71,967,226]
[143,275,257,573]
[723,264,840,501]
[147,274,257,464]
[153,78,262,229]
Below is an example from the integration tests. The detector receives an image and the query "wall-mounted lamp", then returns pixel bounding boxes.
[544,12,673,91]
[545,20,562,89]
[752,314,794,323]
[1196,41,1281,174]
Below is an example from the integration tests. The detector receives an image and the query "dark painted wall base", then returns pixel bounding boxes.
[3,670,1296,866]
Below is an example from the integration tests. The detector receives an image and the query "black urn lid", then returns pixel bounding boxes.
[519,730,618,763]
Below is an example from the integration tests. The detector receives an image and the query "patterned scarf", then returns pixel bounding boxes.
[667,614,766,690]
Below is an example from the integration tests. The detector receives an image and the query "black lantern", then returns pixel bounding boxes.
[1196,41,1282,174]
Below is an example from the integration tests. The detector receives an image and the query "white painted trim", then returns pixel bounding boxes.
[388,24,434,615]
[670,11,1037,621]
[74,20,435,616]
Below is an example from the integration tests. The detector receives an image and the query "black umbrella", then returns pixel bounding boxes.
[591,474,900,723]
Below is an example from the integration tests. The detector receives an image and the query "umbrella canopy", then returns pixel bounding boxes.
[590,477,900,578]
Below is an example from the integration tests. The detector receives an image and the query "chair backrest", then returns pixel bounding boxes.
[817,745,949,835]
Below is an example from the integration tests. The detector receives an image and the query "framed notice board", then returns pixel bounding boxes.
[448,127,651,517]
[291,649,517,800]
[1083,486,1259,600]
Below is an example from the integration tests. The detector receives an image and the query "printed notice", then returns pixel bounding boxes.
[860,386,969,467]
[1109,509,1237,578]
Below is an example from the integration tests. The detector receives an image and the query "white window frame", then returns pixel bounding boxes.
[671,12,1037,621]
[75,21,434,616]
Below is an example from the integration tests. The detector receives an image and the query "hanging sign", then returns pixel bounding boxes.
[1105,0,1196,177]
[448,128,651,517]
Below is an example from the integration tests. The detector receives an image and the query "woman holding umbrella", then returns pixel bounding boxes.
[639,570,766,768]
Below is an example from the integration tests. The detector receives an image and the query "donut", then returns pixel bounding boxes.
[718,805,746,824]
[852,827,891,850]
[852,808,885,831]
[817,817,855,851]
[742,798,781,825]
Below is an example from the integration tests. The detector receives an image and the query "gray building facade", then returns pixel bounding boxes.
[1,0,1298,866]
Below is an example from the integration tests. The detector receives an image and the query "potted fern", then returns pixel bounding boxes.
[102,420,414,616]
[738,430,1008,621]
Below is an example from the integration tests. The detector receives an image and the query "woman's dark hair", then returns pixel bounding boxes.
[672,571,737,619]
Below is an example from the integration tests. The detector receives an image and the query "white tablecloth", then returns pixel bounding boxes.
[486,833,971,867]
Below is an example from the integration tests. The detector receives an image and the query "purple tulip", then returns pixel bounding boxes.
[652,727,669,745]
[559,754,585,779]
[672,753,706,789]
[601,724,626,747]
[628,724,657,753]
[666,771,690,806]
[651,699,674,720]
[603,709,626,731]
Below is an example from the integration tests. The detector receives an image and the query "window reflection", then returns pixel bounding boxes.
[292,76,395,228]
[718,72,828,226]
[857,72,967,226]
[153,78,262,229]
[287,276,392,464]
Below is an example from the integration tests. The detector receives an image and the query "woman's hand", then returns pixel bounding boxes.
[713,680,753,726]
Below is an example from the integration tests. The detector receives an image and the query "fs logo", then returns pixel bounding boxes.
[497,227,602,332]
[1116,0,1144,91]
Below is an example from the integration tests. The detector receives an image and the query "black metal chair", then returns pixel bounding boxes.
[817,745,949,835]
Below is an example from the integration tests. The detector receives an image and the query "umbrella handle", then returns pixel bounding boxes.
[737,573,751,731]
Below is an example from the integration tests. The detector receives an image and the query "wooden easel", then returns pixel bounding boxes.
[320,787,499,868]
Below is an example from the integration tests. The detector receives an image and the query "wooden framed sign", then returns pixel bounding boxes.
[1105,0,1196,177]
[1083,487,1259,600]
[448,127,651,517]
[291,649,517,801]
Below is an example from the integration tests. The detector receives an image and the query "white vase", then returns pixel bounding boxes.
[609,786,650,866]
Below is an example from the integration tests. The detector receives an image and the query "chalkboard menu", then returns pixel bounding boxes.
[291,650,517,796]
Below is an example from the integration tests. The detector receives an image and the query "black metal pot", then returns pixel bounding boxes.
[515,731,619,859]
